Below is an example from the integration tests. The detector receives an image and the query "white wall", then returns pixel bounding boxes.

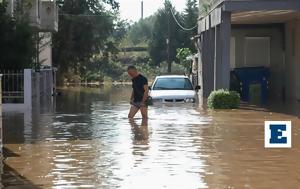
[40,0,58,32]
[28,0,40,21]
[39,32,52,67]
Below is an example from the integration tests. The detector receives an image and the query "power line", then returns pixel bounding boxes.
[59,13,112,17]
[169,8,197,31]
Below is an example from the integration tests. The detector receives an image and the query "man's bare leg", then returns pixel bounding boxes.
[141,118,148,126]
[140,106,148,119]
[128,105,139,119]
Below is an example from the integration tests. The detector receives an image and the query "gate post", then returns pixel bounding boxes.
[24,69,32,109]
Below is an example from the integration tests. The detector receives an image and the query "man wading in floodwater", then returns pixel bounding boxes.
[127,65,149,119]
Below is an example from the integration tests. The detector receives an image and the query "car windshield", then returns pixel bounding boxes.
[153,78,193,90]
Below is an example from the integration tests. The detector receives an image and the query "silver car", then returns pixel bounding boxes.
[149,75,200,103]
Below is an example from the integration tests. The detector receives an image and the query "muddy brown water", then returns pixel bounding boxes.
[1,85,300,189]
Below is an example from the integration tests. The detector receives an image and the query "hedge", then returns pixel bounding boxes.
[208,89,240,109]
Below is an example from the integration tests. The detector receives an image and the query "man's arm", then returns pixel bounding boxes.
[141,84,149,105]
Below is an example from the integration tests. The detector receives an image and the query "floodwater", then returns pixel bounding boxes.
[1,85,300,189]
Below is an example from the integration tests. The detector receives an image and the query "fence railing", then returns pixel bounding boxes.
[0,69,55,110]
[0,70,24,104]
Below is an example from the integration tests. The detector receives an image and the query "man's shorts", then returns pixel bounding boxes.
[130,101,147,108]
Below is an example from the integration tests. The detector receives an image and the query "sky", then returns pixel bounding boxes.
[118,0,187,22]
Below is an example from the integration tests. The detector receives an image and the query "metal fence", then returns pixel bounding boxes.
[1,69,55,109]
[0,70,24,104]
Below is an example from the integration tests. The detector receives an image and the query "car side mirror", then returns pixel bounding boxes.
[195,86,201,91]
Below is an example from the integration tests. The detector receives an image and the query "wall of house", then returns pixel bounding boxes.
[39,32,52,67]
[231,25,285,100]
[40,0,58,32]
[28,0,40,21]
[285,19,300,101]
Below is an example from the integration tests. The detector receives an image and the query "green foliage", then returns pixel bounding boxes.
[79,60,159,83]
[147,0,199,66]
[112,19,130,43]
[159,61,186,75]
[182,0,198,51]
[148,0,184,66]
[208,89,240,109]
[134,62,160,81]
[199,0,211,14]
[176,48,192,70]
[54,0,200,84]
[53,0,119,74]
[0,1,36,70]
[127,16,155,45]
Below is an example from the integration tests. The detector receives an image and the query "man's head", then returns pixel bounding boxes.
[127,65,139,78]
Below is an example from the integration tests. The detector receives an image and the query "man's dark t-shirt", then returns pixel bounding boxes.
[132,74,148,102]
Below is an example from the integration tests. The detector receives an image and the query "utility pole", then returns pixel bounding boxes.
[167,8,171,73]
[141,1,144,20]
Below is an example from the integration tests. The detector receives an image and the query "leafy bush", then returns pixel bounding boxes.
[208,89,240,109]
[176,48,192,71]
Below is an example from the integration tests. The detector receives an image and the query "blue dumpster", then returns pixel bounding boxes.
[233,67,270,105]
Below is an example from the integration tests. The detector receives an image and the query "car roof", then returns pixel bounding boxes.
[155,75,188,79]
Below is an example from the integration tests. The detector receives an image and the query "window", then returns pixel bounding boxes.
[245,37,271,67]
[153,78,193,90]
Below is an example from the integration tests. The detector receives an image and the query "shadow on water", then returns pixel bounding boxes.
[2,147,42,189]
[129,118,149,143]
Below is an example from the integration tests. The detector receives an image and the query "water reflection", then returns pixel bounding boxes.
[130,118,149,143]
[1,85,300,188]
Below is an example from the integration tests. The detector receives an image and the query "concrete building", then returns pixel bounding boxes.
[1,0,58,110]
[197,0,300,103]
[6,0,58,67]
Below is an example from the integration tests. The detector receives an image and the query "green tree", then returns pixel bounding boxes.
[52,0,119,78]
[0,1,36,70]
[182,0,198,52]
[148,0,183,67]
[199,0,211,14]
[127,15,155,45]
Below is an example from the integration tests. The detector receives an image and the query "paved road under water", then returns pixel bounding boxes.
[1,85,300,189]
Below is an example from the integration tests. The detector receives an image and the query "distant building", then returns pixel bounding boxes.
[197,0,300,103]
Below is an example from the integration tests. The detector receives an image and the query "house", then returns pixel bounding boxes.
[197,0,300,103]
[1,0,58,110]
[6,0,58,67]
